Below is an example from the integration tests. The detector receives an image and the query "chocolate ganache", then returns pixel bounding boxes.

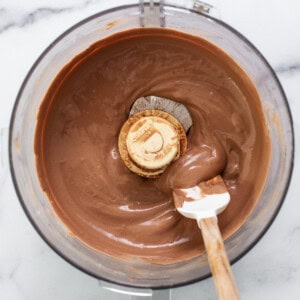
[35,28,270,264]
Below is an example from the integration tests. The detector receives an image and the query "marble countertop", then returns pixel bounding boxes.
[0,0,299,299]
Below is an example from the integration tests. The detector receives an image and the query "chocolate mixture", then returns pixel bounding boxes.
[35,28,270,264]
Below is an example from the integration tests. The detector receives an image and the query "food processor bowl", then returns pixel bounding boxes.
[9,0,294,290]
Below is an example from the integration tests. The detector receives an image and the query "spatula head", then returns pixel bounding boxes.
[173,176,230,220]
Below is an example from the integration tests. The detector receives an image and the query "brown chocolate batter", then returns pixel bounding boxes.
[35,28,270,264]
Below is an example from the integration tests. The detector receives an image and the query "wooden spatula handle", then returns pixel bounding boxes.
[199,217,240,300]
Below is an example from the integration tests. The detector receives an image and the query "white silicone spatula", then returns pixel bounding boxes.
[173,175,240,300]
[127,95,239,299]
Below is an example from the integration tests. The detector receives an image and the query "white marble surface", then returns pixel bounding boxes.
[0,0,300,299]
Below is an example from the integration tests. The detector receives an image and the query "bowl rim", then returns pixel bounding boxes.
[9,3,295,290]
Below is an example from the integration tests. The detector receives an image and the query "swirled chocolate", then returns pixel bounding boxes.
[35,28,270,264]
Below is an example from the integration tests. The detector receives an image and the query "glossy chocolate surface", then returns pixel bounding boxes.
[35,28,270,264]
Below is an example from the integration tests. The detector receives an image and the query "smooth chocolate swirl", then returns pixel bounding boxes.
[35,28,270,264]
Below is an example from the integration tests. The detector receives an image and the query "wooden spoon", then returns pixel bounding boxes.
[173,175,240,300]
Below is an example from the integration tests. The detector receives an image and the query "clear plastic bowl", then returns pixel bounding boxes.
[9,2,294,289]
